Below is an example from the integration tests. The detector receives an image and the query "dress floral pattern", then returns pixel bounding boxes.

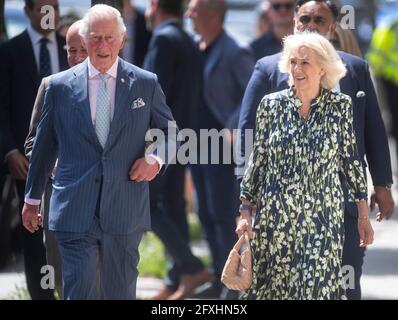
[240,88,367,300]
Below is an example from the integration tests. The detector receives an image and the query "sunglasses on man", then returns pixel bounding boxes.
[271,2,294,11]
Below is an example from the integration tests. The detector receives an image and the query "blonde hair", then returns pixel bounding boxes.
[278,32,347,89]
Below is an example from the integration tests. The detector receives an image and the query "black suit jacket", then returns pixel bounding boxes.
[0,30,68,154]
[143,20,202,130]
[133,10,152,67]
[238,51,393,216]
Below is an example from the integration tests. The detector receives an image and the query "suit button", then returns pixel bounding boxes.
[95,178,101,184]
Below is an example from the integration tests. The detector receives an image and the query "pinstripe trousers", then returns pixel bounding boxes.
[55,214,143,300]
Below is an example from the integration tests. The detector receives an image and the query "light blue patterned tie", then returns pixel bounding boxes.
[96,73,111,148]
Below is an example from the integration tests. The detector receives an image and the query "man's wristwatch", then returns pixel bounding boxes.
[239,203,253,215]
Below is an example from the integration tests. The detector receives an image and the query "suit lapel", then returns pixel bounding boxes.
[71,60,102,149]
[109,59,137,140]
[19,31,39,85]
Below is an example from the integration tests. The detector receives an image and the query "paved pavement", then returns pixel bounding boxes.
[1,208,397,300]
[361,204,398,299]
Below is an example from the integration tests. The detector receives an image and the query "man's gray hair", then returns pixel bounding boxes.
[201,0,228,22]
[79,4,126,40]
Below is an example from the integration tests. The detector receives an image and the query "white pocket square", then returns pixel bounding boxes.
[132,98,146,109]
[356,91,366,98]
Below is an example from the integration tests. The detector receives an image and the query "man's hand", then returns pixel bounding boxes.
[6,150,28,180]
[370,186,395,222]
[22,203,42,233]
[129,157,159,182]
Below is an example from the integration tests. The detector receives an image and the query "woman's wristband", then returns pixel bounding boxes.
[239,203,253,215]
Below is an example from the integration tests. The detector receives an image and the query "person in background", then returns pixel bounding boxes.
[250,0,294,61]
[186,0,254,299]
[237,0,395,300]
[331,23,362,58]
[0,0,68,300]
[24,20,88,299]
[122,0,152,67]
[367,17,398,171]
[57,12,81,38]
[143,0,211,300]
[254,0,272,37]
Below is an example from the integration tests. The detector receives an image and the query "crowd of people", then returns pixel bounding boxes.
[0,0,395,300]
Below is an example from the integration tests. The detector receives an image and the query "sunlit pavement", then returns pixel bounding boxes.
[361,139,398,300]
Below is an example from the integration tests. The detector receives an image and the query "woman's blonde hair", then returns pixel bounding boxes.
[278,32,347,89]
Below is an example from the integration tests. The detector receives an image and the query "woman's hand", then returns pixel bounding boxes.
[357,200,374,247]
[236,201,255,239]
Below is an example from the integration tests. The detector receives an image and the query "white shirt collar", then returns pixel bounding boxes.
[88,57,119,79]
[27,24,56,45]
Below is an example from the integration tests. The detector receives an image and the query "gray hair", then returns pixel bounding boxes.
[278,32,347,90]
[79,4,126,40]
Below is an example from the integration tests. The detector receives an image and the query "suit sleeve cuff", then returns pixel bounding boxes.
[146,154,164,174]
[24,198,41,206]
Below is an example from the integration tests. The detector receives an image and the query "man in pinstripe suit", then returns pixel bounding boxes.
[21,4,176,299]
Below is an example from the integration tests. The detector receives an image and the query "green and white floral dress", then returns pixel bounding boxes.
[240,88,367,300]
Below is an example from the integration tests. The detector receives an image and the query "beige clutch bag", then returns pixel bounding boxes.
[221,232,252,291]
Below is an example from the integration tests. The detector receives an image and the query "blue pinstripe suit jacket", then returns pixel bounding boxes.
[25,58,176,235]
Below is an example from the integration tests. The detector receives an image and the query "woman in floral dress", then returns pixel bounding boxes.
[237,33,374,300]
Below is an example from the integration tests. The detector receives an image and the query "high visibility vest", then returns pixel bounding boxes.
[367,20,398,85]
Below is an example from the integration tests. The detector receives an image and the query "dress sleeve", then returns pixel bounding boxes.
[240,96,271,205]
[339,96,368,202]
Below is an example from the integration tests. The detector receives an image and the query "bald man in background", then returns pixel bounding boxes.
[24,20,88,299]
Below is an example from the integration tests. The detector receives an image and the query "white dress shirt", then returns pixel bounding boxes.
[88,57,118,124]
[27,24,60,75]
